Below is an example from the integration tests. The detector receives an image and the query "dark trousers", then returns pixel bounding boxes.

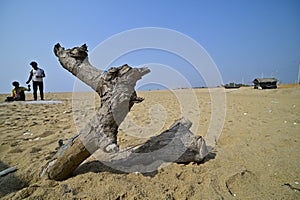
[33,81,44,100]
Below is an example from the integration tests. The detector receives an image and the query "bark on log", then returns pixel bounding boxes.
[53,43,101,91]
[41,43,209,181]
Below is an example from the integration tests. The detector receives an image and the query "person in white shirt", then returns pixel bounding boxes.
[26,61,46,100]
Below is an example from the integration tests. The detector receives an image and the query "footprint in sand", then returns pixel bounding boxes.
[8,147,24,153]
[39,130,55,138]
[225,170,261,197]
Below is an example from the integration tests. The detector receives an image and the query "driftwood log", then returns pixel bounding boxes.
[41,43,209,181]
[96,117,209,174]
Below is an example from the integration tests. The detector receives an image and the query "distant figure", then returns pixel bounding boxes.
[26,61,46,100]
[5,81,31,102]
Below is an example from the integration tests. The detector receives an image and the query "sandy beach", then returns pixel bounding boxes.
[0,85,299,199]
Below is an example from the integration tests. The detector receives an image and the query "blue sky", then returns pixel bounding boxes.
[1,0,299,93]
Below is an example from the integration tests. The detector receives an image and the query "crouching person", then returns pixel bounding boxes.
[5,81,31,102]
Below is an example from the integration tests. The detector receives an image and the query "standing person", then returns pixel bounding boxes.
[26,61,46,100]
[5,81,31,102]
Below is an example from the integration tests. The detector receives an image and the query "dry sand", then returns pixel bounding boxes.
[0,85,299,199]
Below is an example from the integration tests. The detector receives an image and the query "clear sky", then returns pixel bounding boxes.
[1,0,300,93]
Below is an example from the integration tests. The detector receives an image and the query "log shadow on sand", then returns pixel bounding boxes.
[0,161,28,197]
[72,160,126,176]
[72,151,216,178]
[72,154,217,178]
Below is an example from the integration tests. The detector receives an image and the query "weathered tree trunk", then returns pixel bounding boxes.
[41,43,149,180]
[41,43,209,181]
[96,118,209,174]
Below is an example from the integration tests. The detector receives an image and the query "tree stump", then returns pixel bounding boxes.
[41,43,209,181]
